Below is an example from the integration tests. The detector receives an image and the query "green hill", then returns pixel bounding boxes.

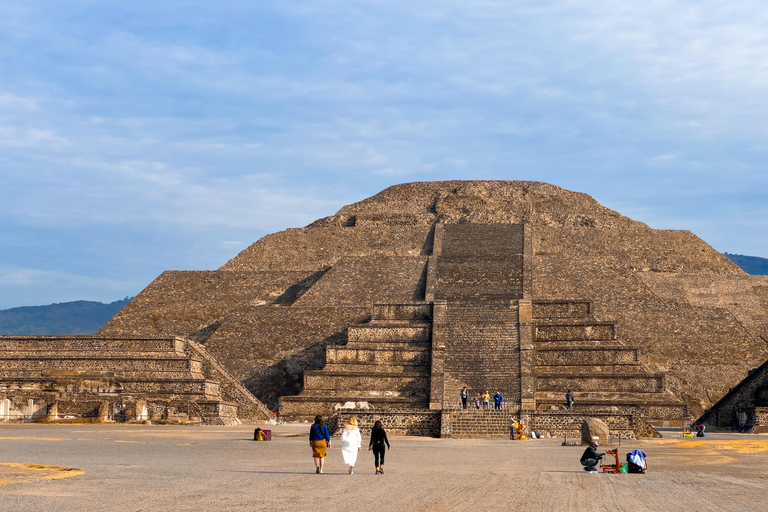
[724,253,768,276]
[0,298,132,335]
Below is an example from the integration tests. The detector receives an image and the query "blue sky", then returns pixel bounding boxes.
[1,1,767,309]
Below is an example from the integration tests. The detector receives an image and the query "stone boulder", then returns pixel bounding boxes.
[581,418,610,445]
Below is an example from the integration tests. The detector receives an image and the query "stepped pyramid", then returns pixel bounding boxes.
[0,336,272,424]
[85,181,768,435]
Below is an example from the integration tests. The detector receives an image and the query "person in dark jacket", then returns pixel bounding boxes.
[565,389,574,411]
[580,441,604,473]
[461,387,468,409]
[367,420,391,474]
[309,415,331,473]
[493,391,503,410]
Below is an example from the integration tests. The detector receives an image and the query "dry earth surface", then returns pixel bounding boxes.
[1,423,767,511]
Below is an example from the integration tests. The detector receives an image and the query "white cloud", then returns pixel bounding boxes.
[1,0,768,308]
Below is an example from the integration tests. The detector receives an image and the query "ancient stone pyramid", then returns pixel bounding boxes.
[98,181,768,434]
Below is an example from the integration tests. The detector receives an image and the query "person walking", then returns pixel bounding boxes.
[368,420,391,474]
[493,391,503,410]
[565,389,574,411]
[340,416,362,474]
[461,387,468,409]
[482,391,491,410]
[309,415,331,474]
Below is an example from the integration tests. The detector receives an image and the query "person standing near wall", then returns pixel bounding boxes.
[482,390,491,410]
[508,415,517,440]
[340,416,362,474]
[309,415,331,474]
[493,391,503,410]
[474,393,482,409]
[461,387,468,409]
[368,420,391,474]
[565,389,574,411]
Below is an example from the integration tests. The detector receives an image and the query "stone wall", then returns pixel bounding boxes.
[331,410,441,437]
[696,358,768,429]
[529,412,636,439]
[443,408,518,438]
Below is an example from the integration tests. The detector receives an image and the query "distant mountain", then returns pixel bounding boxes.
[0,298,132,335]
[724,253,768,276]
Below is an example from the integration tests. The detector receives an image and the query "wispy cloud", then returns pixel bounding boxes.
[0,0,767,307]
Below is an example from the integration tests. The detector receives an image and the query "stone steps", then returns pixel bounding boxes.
[534,346,639,365]
[326,346,429,365]
[0,337,185,354]
[0,350,190,359]
[534,365,648,375]
[303,371,429,393]
[439,223,524,258]
[321,362,429,374]
[534,323,616,342]
[371,303,432,322]
[279,301,433,420]
[0,376,218,394]
[435,259,524,300]
[535,374,662,393]
[534,340,626,349]
[532,301,591,320]
[0,357,203,374]
[0,370,205,381]
[535,390,673,403]
[339,340,431,350]
[348,325,430,343]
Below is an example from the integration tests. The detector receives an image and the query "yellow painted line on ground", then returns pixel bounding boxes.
[0,462,84,487]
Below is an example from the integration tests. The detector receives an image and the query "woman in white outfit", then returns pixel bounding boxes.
[340,416,362,474]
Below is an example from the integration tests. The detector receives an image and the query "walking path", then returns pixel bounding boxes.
[1,423,767,511]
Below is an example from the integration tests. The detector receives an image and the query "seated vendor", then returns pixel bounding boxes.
[580,440,604,473]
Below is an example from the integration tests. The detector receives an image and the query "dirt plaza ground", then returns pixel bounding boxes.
[1,423,768,512]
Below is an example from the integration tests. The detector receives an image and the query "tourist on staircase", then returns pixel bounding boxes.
[566,389,574,411]
[368,420,391,474]
[494,391,503,410]
[482,391,491,410]
[309,415,331,474]
[341,416,361,475]
[461,387,468,409]
[474,393,482,409]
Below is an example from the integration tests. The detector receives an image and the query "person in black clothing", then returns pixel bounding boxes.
[368,420,391,474]
[461,387,468,409]
[580,441,604,473]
